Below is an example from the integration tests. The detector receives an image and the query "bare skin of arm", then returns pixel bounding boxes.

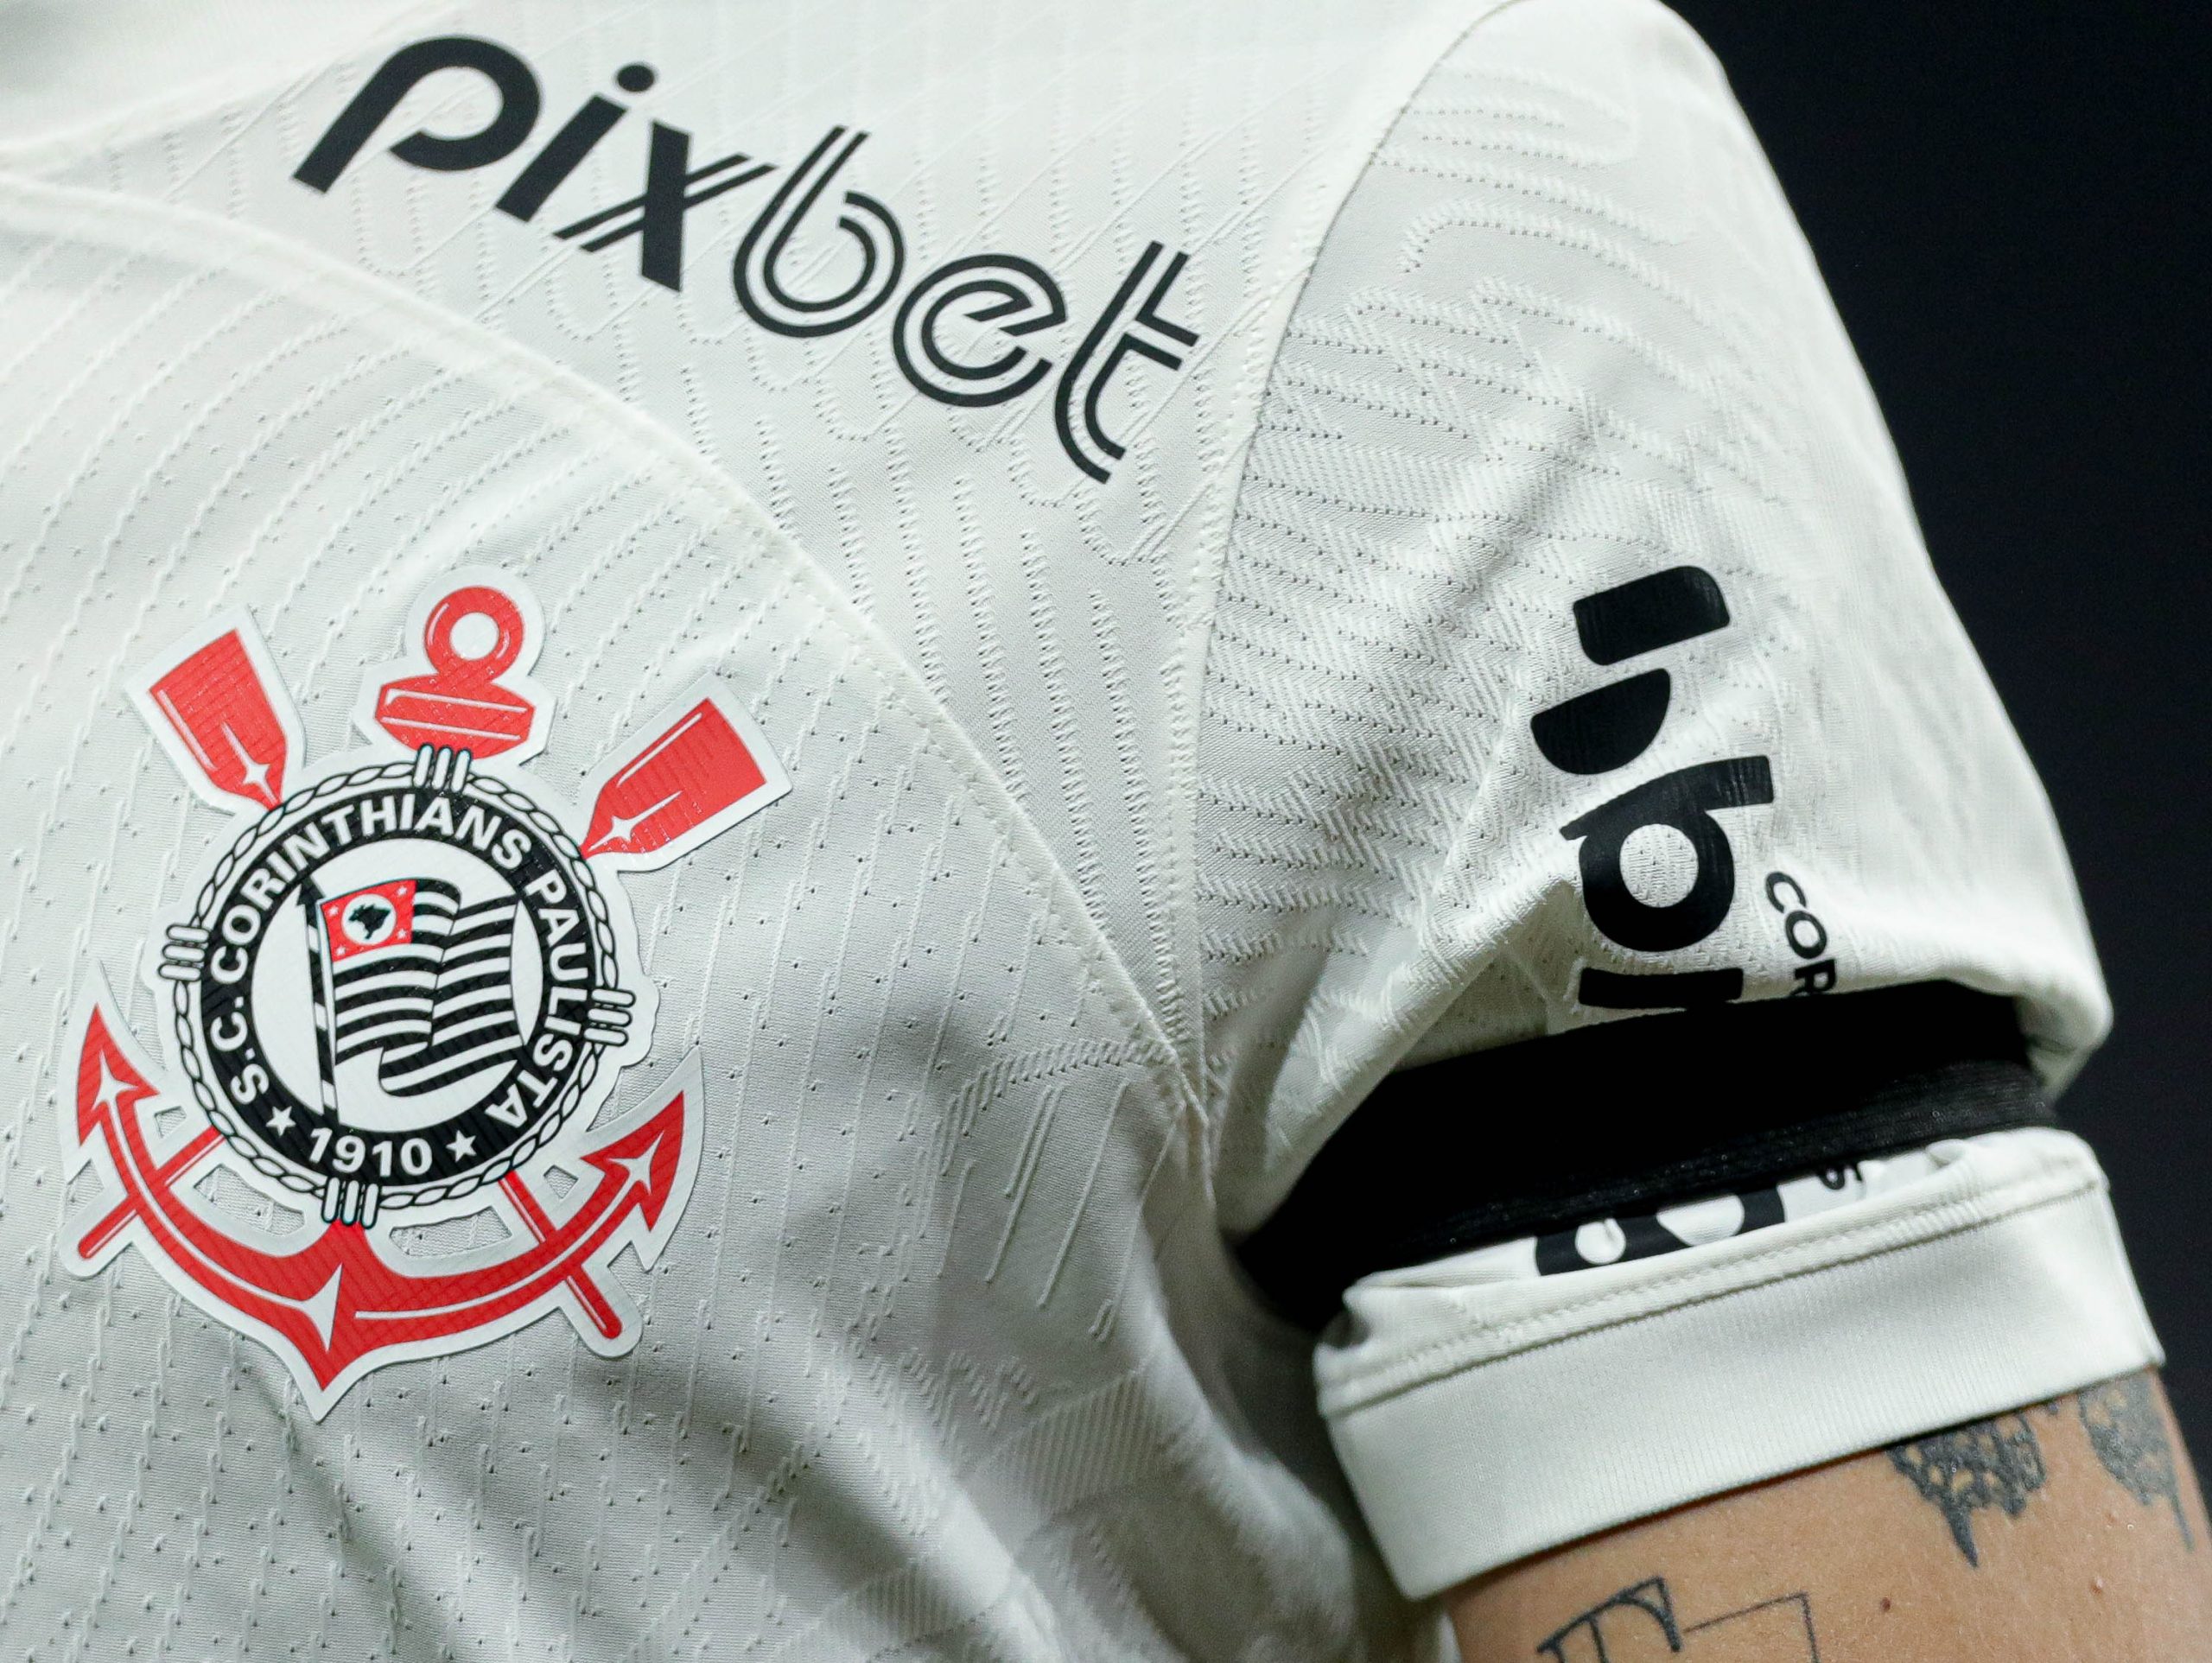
[1451,1372,2212,1661]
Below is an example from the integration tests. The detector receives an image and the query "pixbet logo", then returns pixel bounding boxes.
[293,37,1198,484]
[1529,566,1788,1011]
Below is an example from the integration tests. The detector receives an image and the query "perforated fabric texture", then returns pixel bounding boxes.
[0,182,1421,1660]
[13,0,1498,1085]
[0,0,2133,1653]
[0,3,1499,1656]
[1193,0,2105,1233]
[1196,0,2145,1600]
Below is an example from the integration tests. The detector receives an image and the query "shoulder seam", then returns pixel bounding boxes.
[1185,0,1548,1144]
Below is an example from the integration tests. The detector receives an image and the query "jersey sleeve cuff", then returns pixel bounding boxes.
[1313,1128,2161,1598]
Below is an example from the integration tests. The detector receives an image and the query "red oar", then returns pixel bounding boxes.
[134,621,299,812]
[581,682,788,869]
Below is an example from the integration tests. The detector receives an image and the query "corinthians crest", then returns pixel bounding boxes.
[61,573,788,1414]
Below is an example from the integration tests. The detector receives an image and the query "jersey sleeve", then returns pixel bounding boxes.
[1194,0,2158,1595]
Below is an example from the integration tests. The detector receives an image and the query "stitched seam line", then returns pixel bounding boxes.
[1197,0,1564,1228]
[1181,3,1525,1148]
[1324,1157,2106,1414]
[0,172,1198,1137]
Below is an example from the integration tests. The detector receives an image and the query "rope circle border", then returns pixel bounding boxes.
[169,756,623,1212]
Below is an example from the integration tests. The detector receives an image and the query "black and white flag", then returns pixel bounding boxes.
[319,878,523,1095]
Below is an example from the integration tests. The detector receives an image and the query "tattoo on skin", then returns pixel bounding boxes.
[1886,1412,2047,1567]
[2079,1375,2194,1548]
[1535,1577,1820,1662]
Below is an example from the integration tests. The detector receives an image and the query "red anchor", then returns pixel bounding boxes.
[68,1002,698,1406]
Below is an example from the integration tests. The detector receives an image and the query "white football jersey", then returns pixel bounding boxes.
[0,0,2156,1656]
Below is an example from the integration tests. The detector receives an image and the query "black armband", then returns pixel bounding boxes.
[1236,981,2052,1328]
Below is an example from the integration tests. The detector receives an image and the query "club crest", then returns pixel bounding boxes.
[63,573,788,1415]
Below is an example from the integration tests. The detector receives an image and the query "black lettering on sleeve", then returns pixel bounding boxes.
[1573,566,1731,666]
[294,37,541,194]
[1560,757,1776,953]
[1531,670,1673,776]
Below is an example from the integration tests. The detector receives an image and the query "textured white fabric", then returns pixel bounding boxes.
[1192,0,2133,1596]
[0,0,2139,1655]
[1196,0,2105,1231]
[0,4,1489,1656]
[0,0,422,147]
[8,0,1498,1078]
[0,175,1406,1660]
[1322,1130,2160,1595]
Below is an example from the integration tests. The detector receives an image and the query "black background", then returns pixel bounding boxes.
[1666,3,2208,1444]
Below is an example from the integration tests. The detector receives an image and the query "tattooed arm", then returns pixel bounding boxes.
[1450,1372,2212,1661]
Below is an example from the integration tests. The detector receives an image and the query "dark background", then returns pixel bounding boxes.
[1666,3,2209,1444]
